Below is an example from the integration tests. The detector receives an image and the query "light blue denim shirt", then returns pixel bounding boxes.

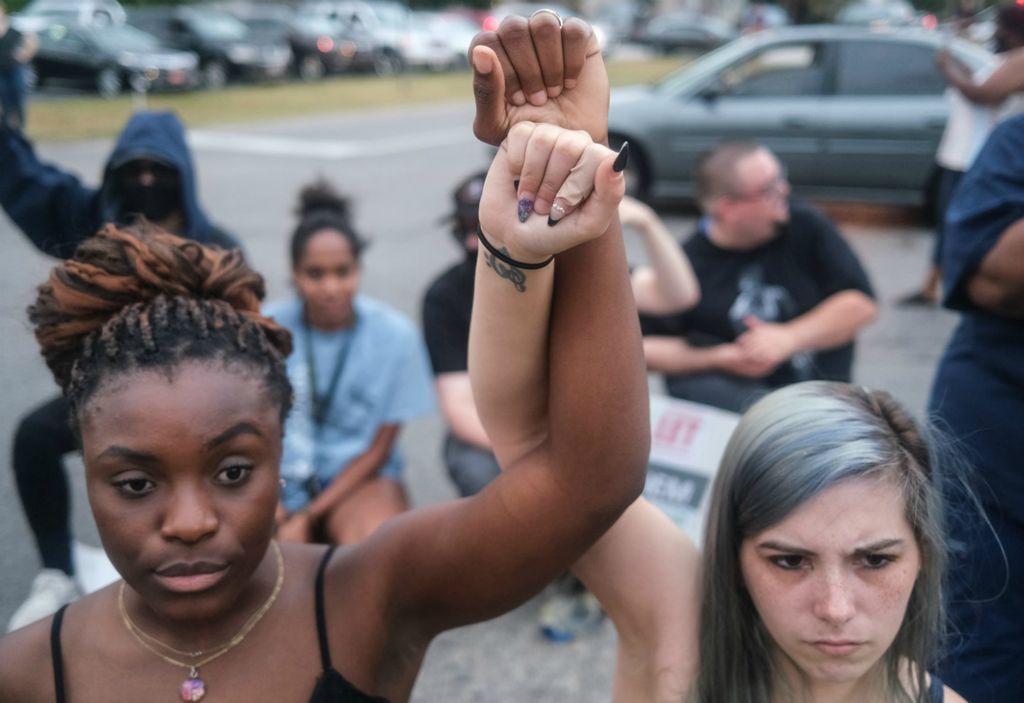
[264,295,436,512]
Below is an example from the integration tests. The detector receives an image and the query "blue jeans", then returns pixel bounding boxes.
[0,66,27,129]
[443,434,500,498]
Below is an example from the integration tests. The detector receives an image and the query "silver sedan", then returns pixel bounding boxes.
[609,25,993,209]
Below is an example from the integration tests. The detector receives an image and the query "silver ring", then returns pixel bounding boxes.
[530,8,564,26]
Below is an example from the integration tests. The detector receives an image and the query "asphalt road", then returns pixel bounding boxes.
[0,100,960,700]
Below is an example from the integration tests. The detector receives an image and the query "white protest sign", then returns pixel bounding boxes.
[643,395,740,544]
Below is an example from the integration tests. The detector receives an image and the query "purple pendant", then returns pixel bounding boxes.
[180,675,206,701]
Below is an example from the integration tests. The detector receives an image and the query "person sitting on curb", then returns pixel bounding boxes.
[641,141,877,413]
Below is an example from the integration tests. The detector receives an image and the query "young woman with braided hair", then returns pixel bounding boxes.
[0,81,636,700]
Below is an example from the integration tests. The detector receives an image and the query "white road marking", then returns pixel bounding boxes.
[187,126,473,160]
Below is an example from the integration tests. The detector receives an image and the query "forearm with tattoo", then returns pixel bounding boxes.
[484,248,528,292]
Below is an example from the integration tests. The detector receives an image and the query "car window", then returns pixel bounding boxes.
[188,12,248,41]
[40,23,88,50]
[836,40,946,95]
[97,25,160,51]
[720,42,825,97]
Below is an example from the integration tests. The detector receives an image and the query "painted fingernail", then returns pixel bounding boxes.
[547,200,569,226]
[613,142,630,173]
[518,196,534,223]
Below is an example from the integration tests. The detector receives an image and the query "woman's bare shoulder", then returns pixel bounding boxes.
[0,614,58,702]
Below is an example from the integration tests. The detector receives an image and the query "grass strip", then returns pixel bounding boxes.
[26,57,688,142]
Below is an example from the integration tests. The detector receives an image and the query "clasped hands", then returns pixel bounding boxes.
[717,316,800,378]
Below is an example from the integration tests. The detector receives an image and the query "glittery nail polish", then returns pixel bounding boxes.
[518,197,533,223]
[547,200,568,226]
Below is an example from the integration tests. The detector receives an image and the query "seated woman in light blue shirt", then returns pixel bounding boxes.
[264,179,435,545]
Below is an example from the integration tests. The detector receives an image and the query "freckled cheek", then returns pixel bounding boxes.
[743,564,803,635]
[869,565,919,619]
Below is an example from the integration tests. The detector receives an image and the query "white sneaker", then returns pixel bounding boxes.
[6,569,80,633]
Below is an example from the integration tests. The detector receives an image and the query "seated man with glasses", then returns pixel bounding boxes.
[640,141,877,412]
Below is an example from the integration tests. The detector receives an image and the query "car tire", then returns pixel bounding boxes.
[609,135,647,200]
[298,55,325,82]
[203,61,228,90]
[96,67,122,99]
[373,50,403,76]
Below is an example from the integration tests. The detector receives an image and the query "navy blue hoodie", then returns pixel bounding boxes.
[0,111,238,258]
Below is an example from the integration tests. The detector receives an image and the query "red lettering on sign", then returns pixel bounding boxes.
[653,411,703,452]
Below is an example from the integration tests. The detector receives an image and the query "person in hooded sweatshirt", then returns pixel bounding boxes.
[1,112,238,632]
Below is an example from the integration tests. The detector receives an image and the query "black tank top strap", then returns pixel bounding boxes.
[929,674,945,703]
[50,604,69,703]
[314,545,339,673]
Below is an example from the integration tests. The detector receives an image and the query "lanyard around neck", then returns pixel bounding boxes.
[304,318,356,427]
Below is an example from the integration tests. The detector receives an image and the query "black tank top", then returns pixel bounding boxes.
[50,546,389,703]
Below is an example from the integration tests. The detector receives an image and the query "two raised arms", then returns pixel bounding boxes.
[358,14,649,626]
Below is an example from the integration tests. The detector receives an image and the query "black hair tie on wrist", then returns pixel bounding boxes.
[477,224,554,270]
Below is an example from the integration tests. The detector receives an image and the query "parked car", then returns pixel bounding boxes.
[404,10,476,70]
[300,0,409,73]
[12,0,125,32]
[592,1,651,46]
[28,22,198,97]
[835,0,916,27]
[236,9,371,80]
[607,26,994,209]
[635,11,737,54]
[739,3,791,33]
[129,7,291,88]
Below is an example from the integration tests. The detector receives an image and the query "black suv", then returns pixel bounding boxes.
[129,6,291,88]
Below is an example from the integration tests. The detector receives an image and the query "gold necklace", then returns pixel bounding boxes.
[118,541,285,702]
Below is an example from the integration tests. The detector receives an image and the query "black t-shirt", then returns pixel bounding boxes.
[641,202,874,386]
[422,257,475,376]
[0,26,25,72]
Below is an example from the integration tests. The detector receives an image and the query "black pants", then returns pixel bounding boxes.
[12,395,77,575]
[664,372,772,414]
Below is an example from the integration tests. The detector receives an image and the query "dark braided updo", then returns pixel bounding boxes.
[290,178,367,267]
[29,224,294,426]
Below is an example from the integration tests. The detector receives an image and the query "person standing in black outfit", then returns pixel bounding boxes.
[642,141,877,413]
[0,0,36,130]
[3,111,238,633]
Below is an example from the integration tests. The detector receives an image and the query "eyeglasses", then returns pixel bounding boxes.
[727,171,789,203]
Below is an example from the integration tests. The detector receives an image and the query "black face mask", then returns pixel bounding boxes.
[118,182,183,223]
